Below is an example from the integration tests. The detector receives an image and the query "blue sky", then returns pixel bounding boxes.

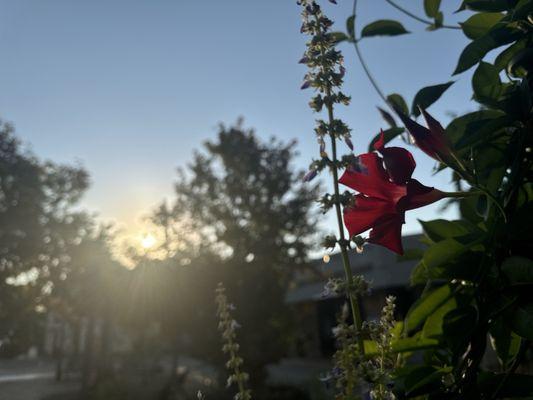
[0,1,476,249]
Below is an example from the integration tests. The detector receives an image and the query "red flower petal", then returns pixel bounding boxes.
[368,214,404,255]
[395,111,440,161]
[373,130,416,183]
[401,179,445,211]
[339,153,406,203]
[380,147,416,184]
[373,130,386,152]
[343,195,396,238]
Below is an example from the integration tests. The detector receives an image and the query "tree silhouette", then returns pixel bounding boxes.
[149,121,321,388]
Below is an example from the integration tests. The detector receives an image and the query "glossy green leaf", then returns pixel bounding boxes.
[422,297,457,338]
[454,26,520,74]
[405,284,453,333]
[361,20,409,37]
[494,39,528,71]
[420,238,469,270]
[502,256,533,284]
[445,109,505,148]
[387,93,409,115]
[455,114,512,149]
[508,47,533,78]
[411,81,454,116]
[472,61,505,102]
[424,0,442,18]
[419,219,477,242]
[367,127,404,152]
[461,12,503,39]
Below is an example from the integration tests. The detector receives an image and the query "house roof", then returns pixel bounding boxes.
[285,234,424,304]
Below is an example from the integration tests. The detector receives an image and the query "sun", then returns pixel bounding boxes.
[140,234,157,250]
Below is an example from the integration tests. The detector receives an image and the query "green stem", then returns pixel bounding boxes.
[384,0,461,30]
[313,10,365,357]
[327,111,365,356]
[443,190,482,198]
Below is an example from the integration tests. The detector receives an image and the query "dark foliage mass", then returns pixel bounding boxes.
[144,122,320,388]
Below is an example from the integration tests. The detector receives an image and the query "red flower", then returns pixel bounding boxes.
[396,108,454,165]
[340,132,445,254]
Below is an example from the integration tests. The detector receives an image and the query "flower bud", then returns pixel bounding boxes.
[344,136,353,150]
[303,169,318,182]
[300,80,311,90]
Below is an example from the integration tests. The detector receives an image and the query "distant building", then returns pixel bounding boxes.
[286,234,424,358]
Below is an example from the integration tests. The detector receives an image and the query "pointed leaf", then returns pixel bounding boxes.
[346,15,355,38]
[387,93,409,115]
[424,0,442,18]
[461,12,503,40]
[454,26,520,74]
[411,82,454,116]
[405,284,453,333]
[361,19,409,37]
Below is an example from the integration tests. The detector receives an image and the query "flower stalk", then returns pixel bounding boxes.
[215,283,252,400]
[299,0,365,356]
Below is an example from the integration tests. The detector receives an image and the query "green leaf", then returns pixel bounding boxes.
[455,114,512,149]
[424,0,442,18]
[445,109,505,149]
[411,81,454,116]
[367,127,404,152]
[472,61,505,102]
[346,15,355,38]
[377,106,397,128]
[442,305,478,350]
[502,256,533,285]
[418,236,484,274]
[329,31,350,45]
[364,335,439,355]
[461,12,503,39]
[405,284,453,333]
[422,297,457,338]
[490,317,522,367]
[494,39,528,71]
[387,93,409,115]
[361,20,409,37]
[508,47,533,78]
[462,0,513,12]
[454,26,520,74]
[419,219,477,242]
[509,303,533,340]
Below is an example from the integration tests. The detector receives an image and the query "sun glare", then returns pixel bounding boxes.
[141,234,157,250]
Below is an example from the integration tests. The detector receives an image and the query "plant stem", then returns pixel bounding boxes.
[326,100,365,356]
[384,0,461,30]
[443,190,482,198]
